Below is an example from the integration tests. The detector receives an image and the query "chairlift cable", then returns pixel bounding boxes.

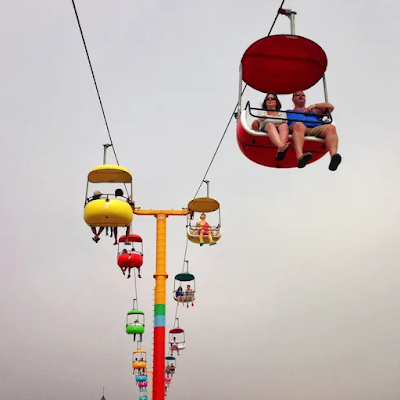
[70,0,121,167]
[192,0,286,199]
[172,238,188,322]
[172,0,288,366]
[133,266,139,309]
[173,302,179,322]
[181,239,189,273]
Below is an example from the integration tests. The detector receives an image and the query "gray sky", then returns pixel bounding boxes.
[1,0,400,399]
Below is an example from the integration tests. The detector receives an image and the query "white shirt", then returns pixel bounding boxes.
[258,110,287,127]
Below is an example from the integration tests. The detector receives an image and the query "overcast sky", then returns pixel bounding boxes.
[1,0,400,399]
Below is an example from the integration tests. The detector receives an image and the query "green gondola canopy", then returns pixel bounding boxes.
[175,273,195,282]
[127,310,144,315]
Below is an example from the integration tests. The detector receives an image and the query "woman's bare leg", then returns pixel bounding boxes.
[265,123,285,150]
[278,123,289,150]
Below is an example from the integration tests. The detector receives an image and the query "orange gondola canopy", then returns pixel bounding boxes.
[241,34,328,94]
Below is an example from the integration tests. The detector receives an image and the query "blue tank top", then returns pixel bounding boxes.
[286,109,322,128]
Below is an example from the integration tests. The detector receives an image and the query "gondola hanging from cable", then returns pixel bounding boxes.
[187,180,221,245]
[165,356,176,373]
[169,318,186,355]
[236,8,333,168]
[83,146,134,227]
[117,234,144,270]
[132,348,147,375]
[126,299,145,341]
[173,260,195,307]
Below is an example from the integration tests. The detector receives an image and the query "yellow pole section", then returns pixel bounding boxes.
[155,213,167,302]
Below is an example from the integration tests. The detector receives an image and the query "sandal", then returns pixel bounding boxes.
[297,153,313,168]
[275,144,290,161]
[329,153,342,171]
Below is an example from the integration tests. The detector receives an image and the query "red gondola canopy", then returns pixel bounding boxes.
[241,35,327,94]
[119,234,143,243]
[169,328,184,334]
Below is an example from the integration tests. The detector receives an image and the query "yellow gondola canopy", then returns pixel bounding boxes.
[88,165,132,183]
[188,197,219,213]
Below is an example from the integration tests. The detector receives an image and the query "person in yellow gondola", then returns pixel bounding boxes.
[191,213,216,246]
[90,190,105,243]
[169,364,175,375]
[112,188,132,245]
[185,284,194,308]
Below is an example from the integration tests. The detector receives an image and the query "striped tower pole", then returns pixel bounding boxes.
[133,208,188,400]
[153,213,167,400]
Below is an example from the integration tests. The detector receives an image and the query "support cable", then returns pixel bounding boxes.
[70,0,121,166]
[192,0,287,198]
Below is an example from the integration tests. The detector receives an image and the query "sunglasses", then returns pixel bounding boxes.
[266,97,276,101]
[294,93,305,97]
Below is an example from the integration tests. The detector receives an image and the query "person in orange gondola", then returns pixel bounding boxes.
[251,92,289,161]
[286,90,342,170]
[191,213,216,247]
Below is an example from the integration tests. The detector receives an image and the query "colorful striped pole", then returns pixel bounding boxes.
[153,213,167,400]
[133,209,188,400]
